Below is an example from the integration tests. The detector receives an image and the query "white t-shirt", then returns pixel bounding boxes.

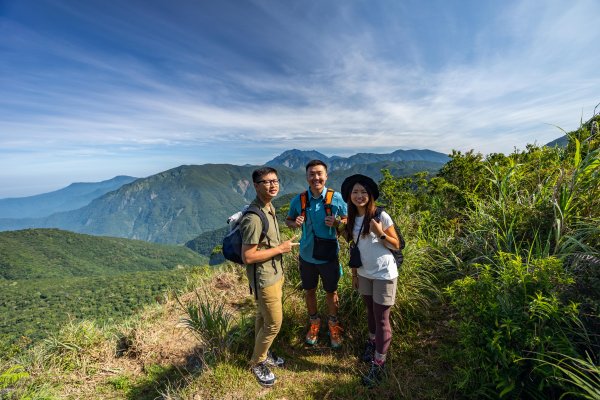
[352,211,398,280]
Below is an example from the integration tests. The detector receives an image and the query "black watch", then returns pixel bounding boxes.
[380,234,387,240]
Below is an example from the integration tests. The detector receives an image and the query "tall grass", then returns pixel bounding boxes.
[177,289,252,364]
[526,352,600,400]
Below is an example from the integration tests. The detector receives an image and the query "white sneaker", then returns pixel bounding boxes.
[251,362,276,387]
[265,350,284,368]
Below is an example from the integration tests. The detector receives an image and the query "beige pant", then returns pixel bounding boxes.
[251,276,284,364]
[357,275,397,306]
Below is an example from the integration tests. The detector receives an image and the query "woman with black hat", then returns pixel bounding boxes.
[340,174,402,387]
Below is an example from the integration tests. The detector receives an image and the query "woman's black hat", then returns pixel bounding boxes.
[341,174,379,202]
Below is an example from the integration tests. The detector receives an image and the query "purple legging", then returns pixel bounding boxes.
[362,294,392,355]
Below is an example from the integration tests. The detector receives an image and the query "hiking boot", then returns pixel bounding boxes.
[305,317,320,345]
[362,361,385,387]
[265,350,284,368]
[361,340,376,363]
[328,320,343,348]
[251,362,276,387]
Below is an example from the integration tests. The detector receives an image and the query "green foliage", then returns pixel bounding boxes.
[373,118,599,398]
[445,254,580,397]
[0,365,29,390]
[1,121,598,398]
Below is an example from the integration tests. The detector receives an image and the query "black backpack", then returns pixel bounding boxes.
[375,206,405,267]
[222,204,269,264]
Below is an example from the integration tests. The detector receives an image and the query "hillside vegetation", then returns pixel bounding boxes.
[0,229,207,346]
[0,229,206,280]
[1,119,598,399]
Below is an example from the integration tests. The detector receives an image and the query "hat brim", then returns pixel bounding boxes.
[341,174,379,203]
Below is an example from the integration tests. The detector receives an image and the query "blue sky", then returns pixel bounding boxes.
[1,0,599,198]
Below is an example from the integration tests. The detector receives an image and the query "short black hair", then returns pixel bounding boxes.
[252,167,278,183]
[305,159,328,172]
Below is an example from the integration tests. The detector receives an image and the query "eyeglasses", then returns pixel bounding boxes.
[256,179,280,186]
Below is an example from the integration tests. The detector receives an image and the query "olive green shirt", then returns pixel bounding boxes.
[239,197,283,292]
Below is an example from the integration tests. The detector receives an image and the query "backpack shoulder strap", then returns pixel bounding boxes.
[377,206,406,251]
[300,191,308,219]
[323,188,335,216]
[245,204,269,242]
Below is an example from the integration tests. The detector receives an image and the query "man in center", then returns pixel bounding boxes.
[286,160,348,348]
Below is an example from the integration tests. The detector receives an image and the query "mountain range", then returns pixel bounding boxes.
[0,175,137,218]
[0,149,448,244]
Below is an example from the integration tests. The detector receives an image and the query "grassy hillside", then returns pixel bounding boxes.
[0,229,207,346]
[0,264,453,400]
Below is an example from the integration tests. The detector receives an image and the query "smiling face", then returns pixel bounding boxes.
[306,164,328,195]
[253,172,279,203]
[350,183,369,210]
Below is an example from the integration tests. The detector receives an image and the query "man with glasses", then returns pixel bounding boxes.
[285,160,347,348]
[240,167,298,387]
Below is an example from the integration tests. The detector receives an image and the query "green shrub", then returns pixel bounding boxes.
[445,253,582,398]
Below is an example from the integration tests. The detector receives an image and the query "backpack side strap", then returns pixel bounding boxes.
[323,188,335,216]
[245,204,269,243]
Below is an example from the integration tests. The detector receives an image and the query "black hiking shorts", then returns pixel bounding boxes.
[299,256,340,293]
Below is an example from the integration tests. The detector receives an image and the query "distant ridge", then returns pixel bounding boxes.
[266,149,449,171]
[546,136,568,148]
[266,149,329,170]
[0,175,138,219]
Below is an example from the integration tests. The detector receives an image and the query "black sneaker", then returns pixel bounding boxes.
[265,351,284,368]
[362,361,385,387]
[361,340,376,363]
[251,362,276,387]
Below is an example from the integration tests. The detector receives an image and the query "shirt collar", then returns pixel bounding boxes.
[252,197,274,215]
[307,186,328,200]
